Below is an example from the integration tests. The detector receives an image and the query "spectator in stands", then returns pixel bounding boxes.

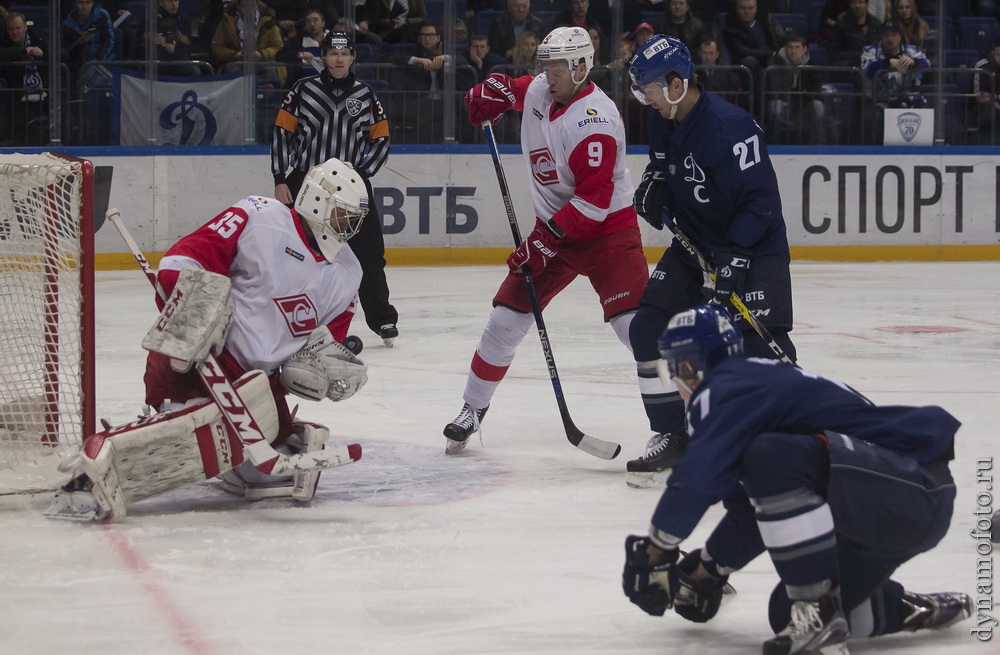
[504,29,538,73]
[468,32,504,81]
[696,35,746,101]
[862,17,929,107]
[276,7,328,86]
[891,0,927,50]
[0,12,49,145]
[818,0,850,43]
[488,0,543,58]
[589,24,611,66]
[587,23,614,92]
[356,0,408,42]
[61,0,116,86]
[723,0,783,71]
[137,0,200,74]
[766,33,826,144]
[586,0,639,38]
[389,20,468,142]
[828,0,882,66]
[554,0,591,31]
[974,39,1000,143]
[656,0,706,53]
[211,0,284,83]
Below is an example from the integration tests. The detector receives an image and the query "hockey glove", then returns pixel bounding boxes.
[632,165,672,230]
[465,73,516,126]
[622,535,680,616]
[507,223,560,277]
[673,549,731,623]
[711,245,751,306]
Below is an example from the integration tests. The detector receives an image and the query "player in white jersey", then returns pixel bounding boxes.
[45,159,371,521]
[442,26,650,454]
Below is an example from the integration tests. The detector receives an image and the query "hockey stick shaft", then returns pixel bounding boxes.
[482,122,621,460]
[106,209,358,475]
[670,226,795,365]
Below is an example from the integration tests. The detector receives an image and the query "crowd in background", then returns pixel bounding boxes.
[1,0,999,146]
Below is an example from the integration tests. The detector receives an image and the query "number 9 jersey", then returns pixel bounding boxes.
[516,73,639,242]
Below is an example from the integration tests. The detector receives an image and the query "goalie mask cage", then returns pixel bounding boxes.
[0,152,95,492]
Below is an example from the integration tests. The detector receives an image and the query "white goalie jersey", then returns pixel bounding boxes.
[156,196,362,374]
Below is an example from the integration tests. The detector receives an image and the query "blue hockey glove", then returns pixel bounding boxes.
[673,548,731,623]
[622,535,680,616]
[632,166,672,230]
[711,246,751,306]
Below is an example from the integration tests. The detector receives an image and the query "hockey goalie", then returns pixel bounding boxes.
[45,158,373,521]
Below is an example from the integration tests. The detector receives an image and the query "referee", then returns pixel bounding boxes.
[271,31,399,347]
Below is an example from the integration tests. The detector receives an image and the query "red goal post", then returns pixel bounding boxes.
[0,152,95,492]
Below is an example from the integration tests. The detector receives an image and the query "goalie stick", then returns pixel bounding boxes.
[670,226,796,366]
[482,121,621,461]
[106,208,360,476]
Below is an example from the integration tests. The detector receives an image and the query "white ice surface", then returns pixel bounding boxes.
[1,262,998,655]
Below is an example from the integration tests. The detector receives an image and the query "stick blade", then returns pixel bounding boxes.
[569,430,621,460]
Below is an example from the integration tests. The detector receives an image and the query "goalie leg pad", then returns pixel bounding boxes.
[142,268,235,373]
[60,371,279,520]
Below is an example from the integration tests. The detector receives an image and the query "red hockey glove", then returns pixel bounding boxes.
[507,224,560,277]
[464,73,516,126]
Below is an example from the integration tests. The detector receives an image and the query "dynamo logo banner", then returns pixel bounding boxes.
[115,71,247,146]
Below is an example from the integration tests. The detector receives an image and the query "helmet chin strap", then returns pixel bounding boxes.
[663,78,689,120]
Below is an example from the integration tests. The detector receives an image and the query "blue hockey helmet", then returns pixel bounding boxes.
[657,305,743,392]
[628,35,695,105]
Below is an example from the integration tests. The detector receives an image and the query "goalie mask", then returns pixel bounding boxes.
[537,26,594,87]
[295,158,369,260]
[629,35,694,118]
[656,304,742,395]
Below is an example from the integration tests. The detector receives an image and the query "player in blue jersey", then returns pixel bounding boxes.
[622,305,971,654]
[624,35,797,488]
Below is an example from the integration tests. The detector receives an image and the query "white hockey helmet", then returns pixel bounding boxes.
[536,26,594,85]
[294,158,369,260]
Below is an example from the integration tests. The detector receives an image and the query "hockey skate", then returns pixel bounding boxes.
[218,464,295,500]
[625,429,689,488]
[901,590,973,631]
[379,323,398,348]
[443,403,488,455]
[43,475,103,521]
[763,588,849,655]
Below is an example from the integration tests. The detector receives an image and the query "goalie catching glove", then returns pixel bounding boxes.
[465,73,516,125]
[280,326,368,402]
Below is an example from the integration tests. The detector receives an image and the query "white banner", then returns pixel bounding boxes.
[115,72,247,146]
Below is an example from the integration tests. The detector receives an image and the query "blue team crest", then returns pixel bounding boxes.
[896,111,923,143]
[159,89,218,145]
[668,164,676,175]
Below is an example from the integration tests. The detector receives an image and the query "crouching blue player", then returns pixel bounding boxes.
[622,305,971,654]
[625,35,796,487]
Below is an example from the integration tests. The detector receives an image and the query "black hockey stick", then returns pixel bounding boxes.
[670,226,796,365]
[106,208,360,475]
[482,121,621,460]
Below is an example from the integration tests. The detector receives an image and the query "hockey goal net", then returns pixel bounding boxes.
[0,152,95,493]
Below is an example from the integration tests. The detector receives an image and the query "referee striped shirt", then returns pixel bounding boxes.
[271,70,390,183]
